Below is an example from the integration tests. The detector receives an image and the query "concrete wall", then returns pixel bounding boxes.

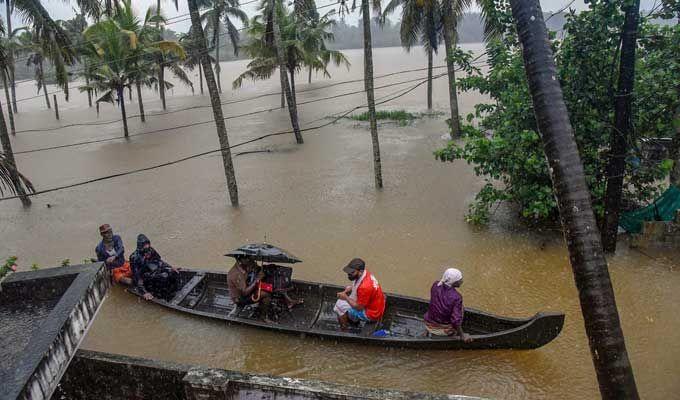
[631,210,680,249]
[55,350,483,400]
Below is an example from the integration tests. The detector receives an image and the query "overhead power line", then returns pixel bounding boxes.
[0,73,443,202]
[15,63,480,134]
[15,70,458,155]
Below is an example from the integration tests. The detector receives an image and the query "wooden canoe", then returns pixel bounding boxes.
[128,268,564,350]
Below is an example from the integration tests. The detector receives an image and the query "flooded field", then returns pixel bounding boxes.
[1,45,679,399]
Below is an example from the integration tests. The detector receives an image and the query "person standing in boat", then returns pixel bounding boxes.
[95,224,133,285]
[334,258,385,331]
[129,234,179,301]
[423,267,472,342]
[227,255,272,321]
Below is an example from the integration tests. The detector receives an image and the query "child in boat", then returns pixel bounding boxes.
[227,255,272,320]
[423,267,472,342]
[95,224,133,285]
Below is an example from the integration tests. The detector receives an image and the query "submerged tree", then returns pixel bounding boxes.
[382,0,440,110]
[81,0,186,137]
[188,0,239,207]
[509,0,639,398]
[601,0,641,252]
[233,9,349,104]
[199,0,248,93]
[436,1,679,225]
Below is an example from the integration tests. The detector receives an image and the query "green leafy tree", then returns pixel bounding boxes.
[436,1,679,225]
[509,0,639,397]
[199,0,248,93]
[382,0,441,109]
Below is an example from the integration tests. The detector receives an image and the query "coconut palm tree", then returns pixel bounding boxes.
[179,29,216,95]
[0,152,33,197]
[154,0,180,110]
[82,0,188,135]
[0,20,21,134]
[340,0,383,187]
[382,0,440,109]
[601,0,642,252]
[1,0,86,111]
[0,44,29,205]
[17,30,52,109]
[199,0,249,93]
[233,10,349,103]
[188,0,239,207]
[509,0,639,398]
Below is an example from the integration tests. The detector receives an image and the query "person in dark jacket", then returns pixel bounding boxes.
[129,234,179,301]
[95,224,132,285]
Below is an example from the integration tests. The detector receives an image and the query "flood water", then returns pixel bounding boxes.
[1,45,679,399]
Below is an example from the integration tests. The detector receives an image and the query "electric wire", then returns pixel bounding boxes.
[0,72,442,202]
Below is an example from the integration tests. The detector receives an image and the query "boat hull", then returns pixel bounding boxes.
[128,269,564,350]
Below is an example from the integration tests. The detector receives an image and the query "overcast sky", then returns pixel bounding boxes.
[1,0,659,34]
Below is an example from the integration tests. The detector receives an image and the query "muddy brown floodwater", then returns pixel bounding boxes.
[1,45,679,399]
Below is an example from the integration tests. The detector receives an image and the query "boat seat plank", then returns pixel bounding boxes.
[171,273,205,305]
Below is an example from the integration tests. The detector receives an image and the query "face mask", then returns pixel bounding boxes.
[347,273,357,281]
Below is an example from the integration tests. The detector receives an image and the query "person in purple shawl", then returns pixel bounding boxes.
[423,267,472,342]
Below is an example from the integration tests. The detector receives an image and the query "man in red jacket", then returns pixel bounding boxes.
[333,258,385,330]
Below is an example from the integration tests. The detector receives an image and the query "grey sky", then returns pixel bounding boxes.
[1,0,660,34]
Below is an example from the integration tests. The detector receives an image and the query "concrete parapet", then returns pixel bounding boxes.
[0,264,110,400]
[56,350,484,400]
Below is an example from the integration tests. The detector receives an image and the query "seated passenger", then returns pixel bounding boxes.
[95,224,132,285]
[423,267,472,342]
[227,255,272,321]
[333,258,385,331]
[130,234,179,301]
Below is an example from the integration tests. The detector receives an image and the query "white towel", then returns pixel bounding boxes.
[333,270,366,316]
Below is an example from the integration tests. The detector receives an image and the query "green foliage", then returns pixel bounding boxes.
[436,1,680,224]
[350,109,419,122]
[31,263,40,271]
[1,256,18,279]
[233,7,349,89]
[61,259,71,267]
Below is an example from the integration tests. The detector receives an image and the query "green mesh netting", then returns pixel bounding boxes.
[619,185,680,233]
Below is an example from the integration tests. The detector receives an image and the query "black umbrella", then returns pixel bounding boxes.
[224,243,302,264]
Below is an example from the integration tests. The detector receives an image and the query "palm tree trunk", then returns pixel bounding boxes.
[601,0,641,253]
[86,76,92,107]
[308,66,312,84]
[40,61,51,109]
[361,0,383,189]
[6,0,17,114]
[280,73,286,108]
[159,64,167,110]
[290,68,297,106]
[441,3,461,138]
[510,1,639,398]
[189,0,239,207]
[105,0,112,17]
[273,0,303,144]
[136,80,146,123]
[427,46,433,110]
[118,86,129,138]
[0,95,30,206]
[2,71,16,136]
[128,86,132,101]
[199,63,204,95]
[214,13,223,93]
